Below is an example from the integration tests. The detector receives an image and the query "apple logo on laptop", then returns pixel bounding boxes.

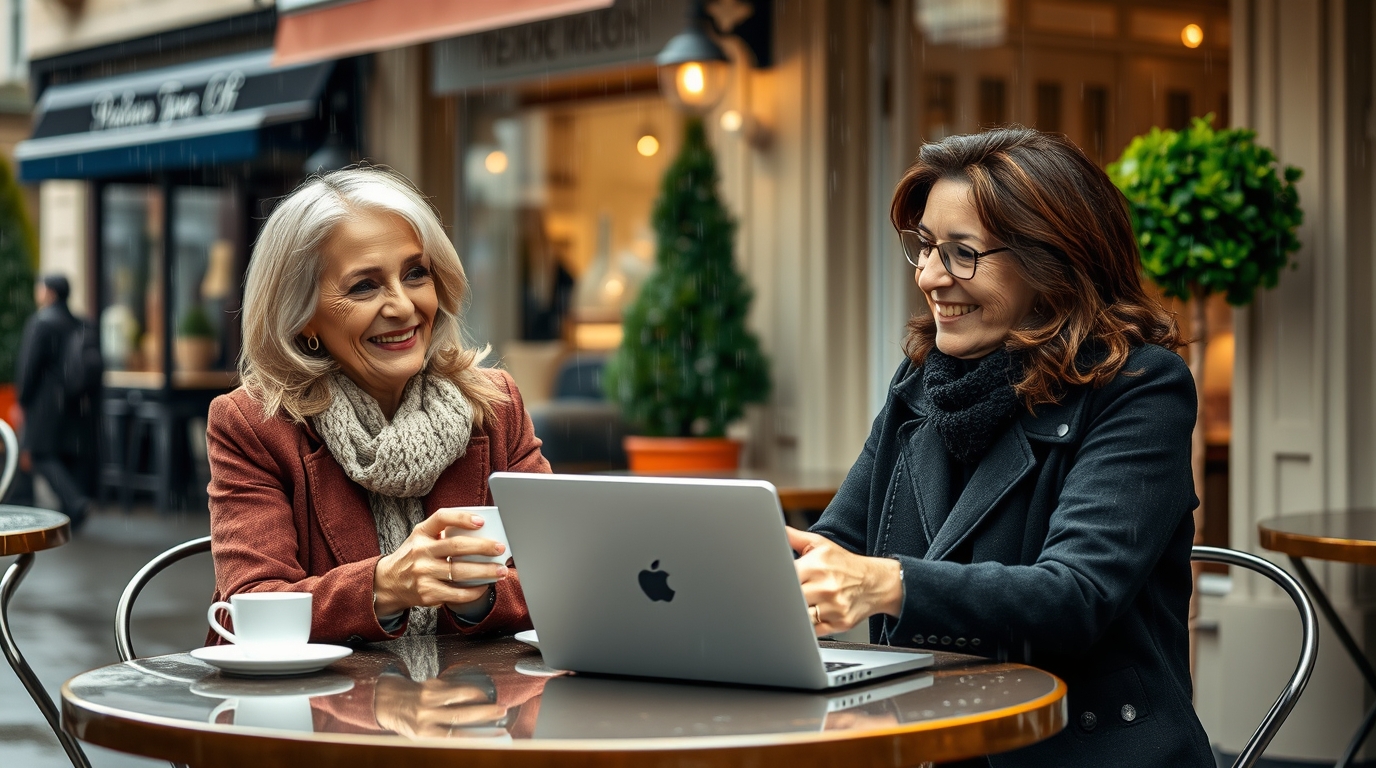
[638,560,675,602]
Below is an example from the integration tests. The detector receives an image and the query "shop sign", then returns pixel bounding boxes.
[27,50,330,144]
[433,0,688,92]
[89,71,247,132]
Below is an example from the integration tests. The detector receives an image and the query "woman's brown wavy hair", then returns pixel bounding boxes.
[891,127,1181,409]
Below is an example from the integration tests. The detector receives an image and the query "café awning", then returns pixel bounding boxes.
[16,50,332,181]
[273,0,616,66]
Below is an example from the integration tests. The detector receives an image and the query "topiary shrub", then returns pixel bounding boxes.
[1108,115,1303,306]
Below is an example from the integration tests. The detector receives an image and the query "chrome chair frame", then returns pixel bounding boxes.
[0,420,92,768]
[114,535,213,663]
[114,534,212,768]
[1193,545,1319,768]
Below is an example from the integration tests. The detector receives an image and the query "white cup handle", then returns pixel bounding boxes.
[209,698,238,724]
[207,601,238,644]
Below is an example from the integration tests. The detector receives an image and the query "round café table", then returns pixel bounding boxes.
[61,636,1066,768]
[1,505,90,768]
[1259,509,1376,768]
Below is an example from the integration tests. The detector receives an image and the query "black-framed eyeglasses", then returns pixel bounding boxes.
[898,229,1011,280]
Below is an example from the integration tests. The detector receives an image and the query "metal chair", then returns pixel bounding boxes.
[114,535,213,663]
[1193,545,1319,768]
[0,420,93,768]
[113,535,212,768]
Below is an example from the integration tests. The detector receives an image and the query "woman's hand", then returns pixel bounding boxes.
[787,527,903,636]
[372,509,507,618]
[373,673,510,740]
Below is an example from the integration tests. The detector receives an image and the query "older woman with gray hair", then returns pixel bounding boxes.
[206,167,548,645]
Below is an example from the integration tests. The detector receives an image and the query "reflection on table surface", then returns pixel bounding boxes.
[1259,508,1376,542]
[65,637,1058,743]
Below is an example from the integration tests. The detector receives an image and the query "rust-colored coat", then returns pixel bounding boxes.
[205,369,548,645]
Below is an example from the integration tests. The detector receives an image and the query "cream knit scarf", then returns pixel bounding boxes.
[313,370,473,638]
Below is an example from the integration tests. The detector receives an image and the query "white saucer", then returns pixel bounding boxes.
[189,644,353,677]
[513,629,540,651]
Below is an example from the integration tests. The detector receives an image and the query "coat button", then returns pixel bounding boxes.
[1057,423,1069,437]
[347,635,363,644]
[1080,711,1097,731]
[927,635,938,644]
[971,638,981,647]
[955,637,967,647]
[912,635,925,645]
[940,636,951,645]
[1121,704,1137,722]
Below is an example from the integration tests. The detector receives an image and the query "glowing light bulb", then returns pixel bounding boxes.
[681,62,706,95]
[720,110,743,133]
[1181,24,1203,48]
[637,135,660,157]
[604,277,625,298]
[485,150,509,174]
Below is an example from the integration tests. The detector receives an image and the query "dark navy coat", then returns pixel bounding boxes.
[812,344,1212,767]
[15,303,78,456]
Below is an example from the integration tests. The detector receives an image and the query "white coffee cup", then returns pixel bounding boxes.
[441,506,510,587]
[210,694,315,732]
[207,592,312,649]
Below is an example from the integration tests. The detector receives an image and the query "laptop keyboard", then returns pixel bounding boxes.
[824,662,862,672]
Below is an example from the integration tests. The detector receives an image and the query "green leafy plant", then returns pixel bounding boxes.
[605,117,771,437]
[0,156,37,384]
[177,304,216,339]
[1108,115,1303,305]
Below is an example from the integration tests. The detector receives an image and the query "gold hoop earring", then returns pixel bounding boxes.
[307,335,320,352]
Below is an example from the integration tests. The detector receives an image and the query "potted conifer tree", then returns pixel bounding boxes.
[605,117,771,470]
[0,156,37,428]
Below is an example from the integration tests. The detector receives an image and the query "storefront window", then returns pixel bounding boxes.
[171,187,237,373]
[100,185,163,373]
[461,92,681,361]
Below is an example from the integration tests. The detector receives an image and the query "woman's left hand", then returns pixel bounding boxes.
[786,527,903,636]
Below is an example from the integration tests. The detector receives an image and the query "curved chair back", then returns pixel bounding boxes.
[0,419,18,501]
[115,536,213,662]
[1193,545,1318,768]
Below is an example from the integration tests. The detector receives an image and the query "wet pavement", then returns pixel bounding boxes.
[0,506,214,768]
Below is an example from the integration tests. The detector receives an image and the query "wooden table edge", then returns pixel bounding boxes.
[0,516,70,556]
[1258,522,1376,566]
[62,674,1067,767]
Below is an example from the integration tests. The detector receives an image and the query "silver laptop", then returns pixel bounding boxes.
[488,472,933,690]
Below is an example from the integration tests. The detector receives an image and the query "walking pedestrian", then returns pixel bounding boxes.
[16,274,93,530]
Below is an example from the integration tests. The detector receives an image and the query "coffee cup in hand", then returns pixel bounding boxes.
[207,592,312,653]
[442,506,510,587]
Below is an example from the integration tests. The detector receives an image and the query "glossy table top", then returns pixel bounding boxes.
[62,637,1066,768]
[1259,509,1376,565]
[0,505,71,556]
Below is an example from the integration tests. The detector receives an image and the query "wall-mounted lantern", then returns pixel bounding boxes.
[656,0,773,116]
[656,0,732,114]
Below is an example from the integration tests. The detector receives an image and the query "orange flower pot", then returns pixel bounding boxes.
[623,436,742,472]
[0,383,16,429]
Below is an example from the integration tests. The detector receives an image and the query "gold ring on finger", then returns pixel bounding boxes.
[810,605,821,625]
[447,556,454,583]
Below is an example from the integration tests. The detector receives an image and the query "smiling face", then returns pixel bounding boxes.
[301,210,437,415]
[915,178,1038,360]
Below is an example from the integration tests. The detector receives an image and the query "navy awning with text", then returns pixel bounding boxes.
[17,50,333,181]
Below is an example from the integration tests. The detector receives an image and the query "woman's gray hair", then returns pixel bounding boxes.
[239,167,506,425]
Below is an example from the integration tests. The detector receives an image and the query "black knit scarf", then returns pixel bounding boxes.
[922,348,1022,465]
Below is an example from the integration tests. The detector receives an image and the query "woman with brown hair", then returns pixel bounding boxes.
[788,128,1211,766]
